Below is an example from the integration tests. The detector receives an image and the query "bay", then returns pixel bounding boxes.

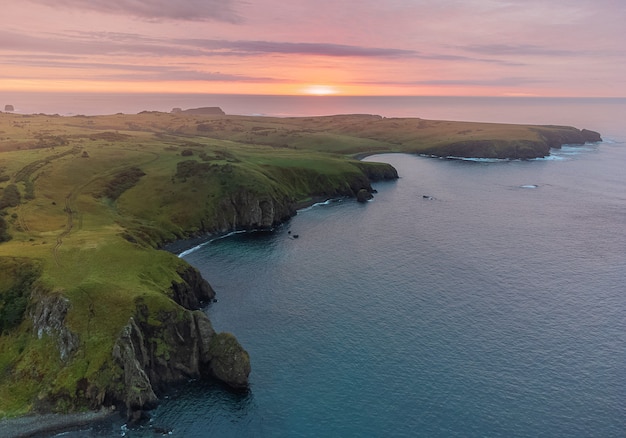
[49,97,625,437]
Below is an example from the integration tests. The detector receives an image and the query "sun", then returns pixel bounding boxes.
[302,85,339,96]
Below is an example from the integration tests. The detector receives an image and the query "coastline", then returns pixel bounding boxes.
[167,195,340,257]
[0,409,118,438]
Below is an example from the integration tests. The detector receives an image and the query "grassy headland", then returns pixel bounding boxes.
[0,110,599,418]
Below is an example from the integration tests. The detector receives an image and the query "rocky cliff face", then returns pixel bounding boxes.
[212,189,296,233]
[29,291,80,363]
[209,166,398,233]
[534,127,602,149]
[418,127,602,159]
[26,266,249,421]
[109,266,250,420]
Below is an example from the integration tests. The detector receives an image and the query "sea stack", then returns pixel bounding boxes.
[4,105,14,112]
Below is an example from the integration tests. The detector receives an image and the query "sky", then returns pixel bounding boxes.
[1,0,625,97]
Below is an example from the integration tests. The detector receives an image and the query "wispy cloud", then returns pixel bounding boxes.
[176,38,524,65]
[24,0,242,22]
[1,26,527,67]
[460,44,579,57]
[0,55,276,82]
[175,39,418,58]
[357,77,546,88]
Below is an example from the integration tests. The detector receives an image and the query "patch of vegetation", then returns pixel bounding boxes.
[88,132,131,142]
[0,216,10,242]
[100,167,146,201]
[0,258,41,334]
[0,184,21,209]
[175,160,220,180]
[35,135,69,149]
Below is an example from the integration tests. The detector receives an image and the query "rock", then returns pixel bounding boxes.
[4,105,14,112]
[581,129,602,142]
[356,189,373,203]
[205,333,251,388]
[29,292,80,362]
[171,108,182,113]
[170,266,216,310]
[214,189,296,232]
[103,266,249,419]
[111,317,159,417]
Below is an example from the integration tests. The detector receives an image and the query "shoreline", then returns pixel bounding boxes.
[165,195,338,257]
[0,408,118,438]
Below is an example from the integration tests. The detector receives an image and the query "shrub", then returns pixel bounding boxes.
[0,261,41,333]
[101,167,146,200]
[0,216,10,242]
[0,184,21,209]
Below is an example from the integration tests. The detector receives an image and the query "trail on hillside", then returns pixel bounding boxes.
[51,149,160,266]
[53,191,75,266]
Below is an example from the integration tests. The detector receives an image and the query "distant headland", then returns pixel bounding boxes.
[171,107,225,115]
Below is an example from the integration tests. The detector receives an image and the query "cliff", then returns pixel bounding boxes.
[206,165,398,233]
[23,266,249,421]
[416,126,602,159]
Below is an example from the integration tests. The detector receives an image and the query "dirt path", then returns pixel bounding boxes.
[52,191,75,266]
[50,149,160,266]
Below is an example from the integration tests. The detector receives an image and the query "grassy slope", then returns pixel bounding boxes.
[0,111,591,415]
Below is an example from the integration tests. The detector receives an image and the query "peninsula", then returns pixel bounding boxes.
[0,110,600,421]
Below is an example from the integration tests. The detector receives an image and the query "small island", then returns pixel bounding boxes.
[0,110,600,422]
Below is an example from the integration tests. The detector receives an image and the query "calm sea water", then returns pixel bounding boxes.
[51,97,625,437]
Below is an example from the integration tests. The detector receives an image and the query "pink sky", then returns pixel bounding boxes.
[1,0,625,96]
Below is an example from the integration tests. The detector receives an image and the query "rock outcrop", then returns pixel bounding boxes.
[208,166,397,233]
[581,129,602,143]
[534,127,602,150]
[24,265,248,421]
[206,333,251,388]
[170,266,216,309]
[29,291,80,363]
[418,127,602,160]
[109,266,249,420]
[4,105,14,112]
[356,189,373,202]
[212,190,296,232]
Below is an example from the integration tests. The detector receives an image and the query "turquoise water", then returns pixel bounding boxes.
[51,97,625,437]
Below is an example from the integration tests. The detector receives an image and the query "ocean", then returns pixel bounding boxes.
[44,96,624,437]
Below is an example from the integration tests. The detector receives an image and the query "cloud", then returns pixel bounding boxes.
[357,77,546,88]
[460,44,578,57]
[176,39,418,58]
[0,54,276,82]
[25,0,241,22]
[176,39,523,65]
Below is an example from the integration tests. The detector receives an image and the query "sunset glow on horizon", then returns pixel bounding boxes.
[1,1,625,98]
